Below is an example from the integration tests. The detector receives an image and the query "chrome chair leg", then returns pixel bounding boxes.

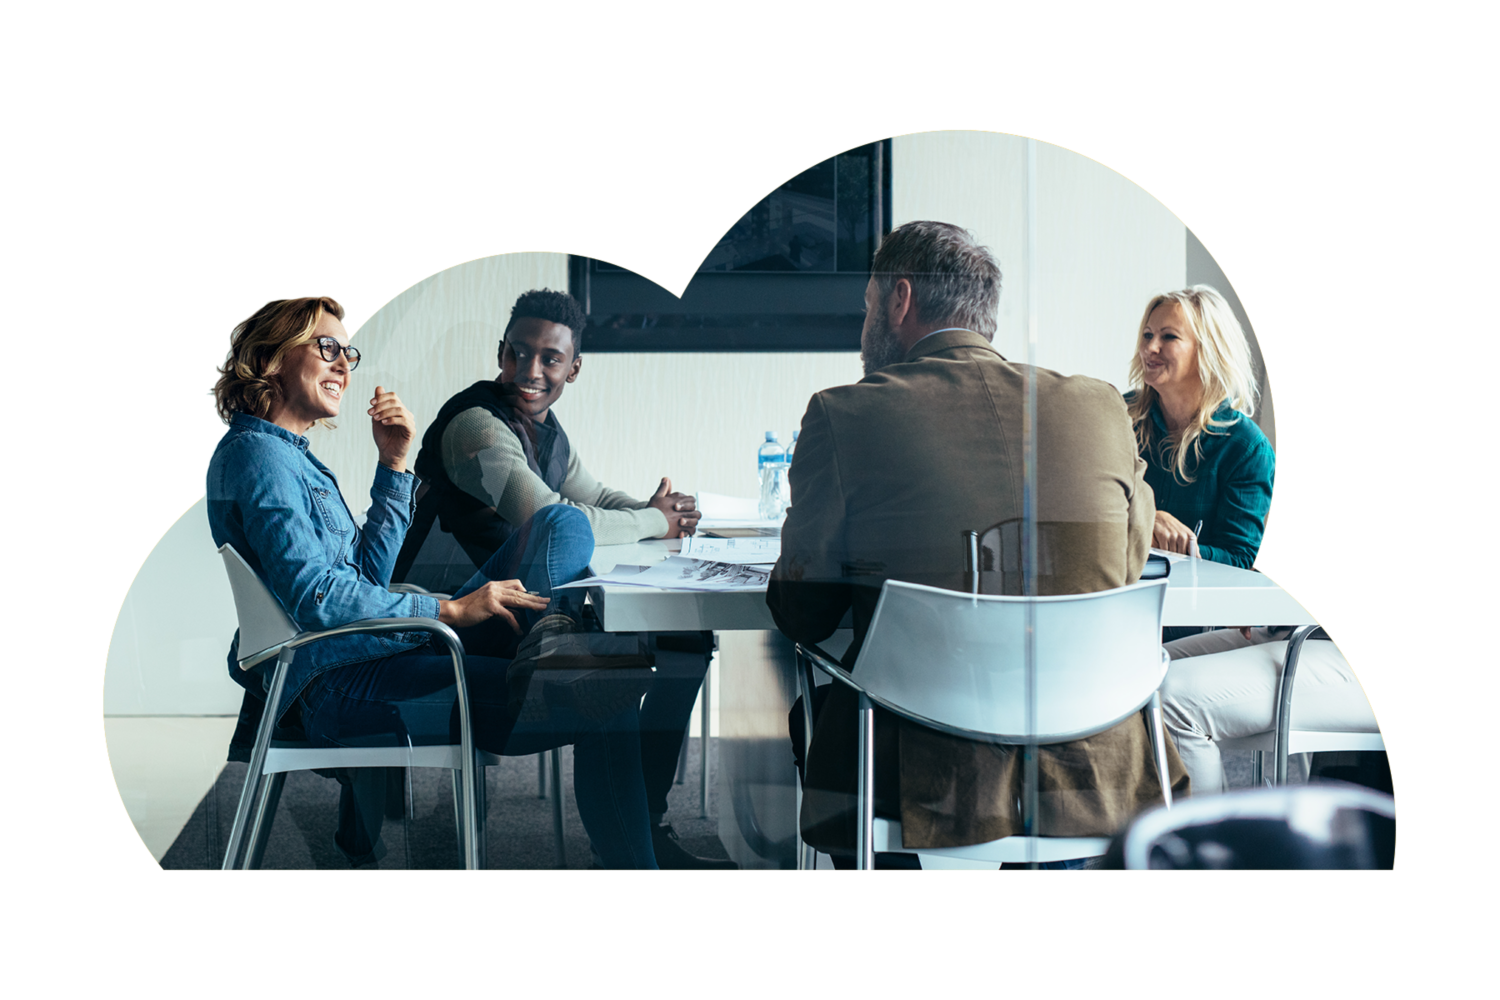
[1273,625,1319,786]
[538,752,547,798]
[550,747,567,868]
[856,693,875,870]
[1252,750,1265,787]
[699,666,712,819]
[1147,690,1173,809]
[225,648,293,870]
[451,769,464,860]
[244,770,286,870]
[473,754,488,870]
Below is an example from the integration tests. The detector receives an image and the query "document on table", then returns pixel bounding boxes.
[554,565,654,589]
[1149,548,1192,563]
[556,556,771,592]
[695,491,783,530]
[634,557,771,590]
[678,535,781,565]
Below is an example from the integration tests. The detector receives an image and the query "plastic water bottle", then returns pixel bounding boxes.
[757,432,787,520]
[784,431,799,507]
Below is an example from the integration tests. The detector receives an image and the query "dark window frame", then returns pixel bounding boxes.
[570,140,892,353]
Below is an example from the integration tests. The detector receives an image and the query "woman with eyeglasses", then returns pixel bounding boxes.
[206,297,659,867]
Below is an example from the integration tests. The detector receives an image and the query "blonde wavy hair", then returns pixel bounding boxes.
[1125,285,1257,484]
[213,297,344,425]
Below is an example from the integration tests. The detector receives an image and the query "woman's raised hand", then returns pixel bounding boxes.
[437,579,550,631]
[369,386,416,472]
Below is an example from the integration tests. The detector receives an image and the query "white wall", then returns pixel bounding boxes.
[1187,228,1276,448]
[306,252,863,513]
[103,498,240,714]
[892,131,1185,388]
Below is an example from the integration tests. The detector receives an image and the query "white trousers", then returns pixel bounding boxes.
[1160,629,1380,795]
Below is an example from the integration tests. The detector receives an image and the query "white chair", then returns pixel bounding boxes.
[796,577,1174,869]
[1215,625,1386,786]
[219,543,494,870]
[1119,783,1395,869]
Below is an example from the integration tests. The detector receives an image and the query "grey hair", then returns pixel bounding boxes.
[870,220,1001,340]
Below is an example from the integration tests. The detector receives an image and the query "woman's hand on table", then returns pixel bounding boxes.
[1152,510,1201,556]
[369,386,416,472]
[648,477,702,538]
[438,579,550,631]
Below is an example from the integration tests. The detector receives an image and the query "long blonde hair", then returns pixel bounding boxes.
[1125,285,1257,484]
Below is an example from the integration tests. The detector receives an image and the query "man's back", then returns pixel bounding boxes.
[769,328,1173,852]
[772,329,1153,657]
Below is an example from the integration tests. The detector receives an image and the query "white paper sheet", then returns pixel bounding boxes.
[695,491,760,520]
[553,565,656,589]
[678,535,781,564]
[632,557,771,590]
[694,491,783,529]
[558,556,770,592]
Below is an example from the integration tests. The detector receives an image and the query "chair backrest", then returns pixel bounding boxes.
[852,577,1168,742]
[218,543,300,667]
[1122,784,1396,869]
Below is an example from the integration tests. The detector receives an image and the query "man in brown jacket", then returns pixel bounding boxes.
[767,220,1188,865]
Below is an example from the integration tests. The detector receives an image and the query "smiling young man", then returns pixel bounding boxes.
[398,289,733,868]
[400,289,698,576]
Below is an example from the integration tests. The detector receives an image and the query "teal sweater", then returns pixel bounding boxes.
[1131,395,1275,569]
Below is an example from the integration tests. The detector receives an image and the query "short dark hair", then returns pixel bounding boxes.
[501,289,587,359]
[213,297,344,424]
[871,221,1001,340]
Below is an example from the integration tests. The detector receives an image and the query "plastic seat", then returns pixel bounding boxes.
[1213,625,1386,785]
[796,576,1174,869]
[1116,783,1395,869]
[218,543,492,869]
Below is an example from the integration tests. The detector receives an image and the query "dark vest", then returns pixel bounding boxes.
[395,380,571,579]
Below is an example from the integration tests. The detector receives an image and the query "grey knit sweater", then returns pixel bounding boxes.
[441,406,669,545]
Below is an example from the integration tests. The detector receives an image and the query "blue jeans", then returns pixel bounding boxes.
[301,505,658,869]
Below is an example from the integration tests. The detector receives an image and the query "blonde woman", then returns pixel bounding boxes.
[1125,289,1376,794]
[1125,285,1273,569]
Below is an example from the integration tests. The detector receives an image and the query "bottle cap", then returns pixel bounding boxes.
[764,431,777,441]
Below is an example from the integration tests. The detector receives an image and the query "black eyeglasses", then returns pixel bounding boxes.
[313,336,361,370]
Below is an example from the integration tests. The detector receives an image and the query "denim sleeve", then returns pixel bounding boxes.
[232,440,439,629]
[357,463,417,588]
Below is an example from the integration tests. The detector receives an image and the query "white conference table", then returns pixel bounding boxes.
[585,538,1316,869]
[587,539,1315,631]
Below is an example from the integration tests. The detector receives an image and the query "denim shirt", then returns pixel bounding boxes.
[206,413,441,709]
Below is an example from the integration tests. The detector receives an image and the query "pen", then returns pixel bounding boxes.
[1192,520,1203,559]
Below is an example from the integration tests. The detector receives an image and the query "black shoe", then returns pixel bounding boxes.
[651,823,738,870]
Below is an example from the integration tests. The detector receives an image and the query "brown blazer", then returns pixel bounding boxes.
[767,329,1189,851]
